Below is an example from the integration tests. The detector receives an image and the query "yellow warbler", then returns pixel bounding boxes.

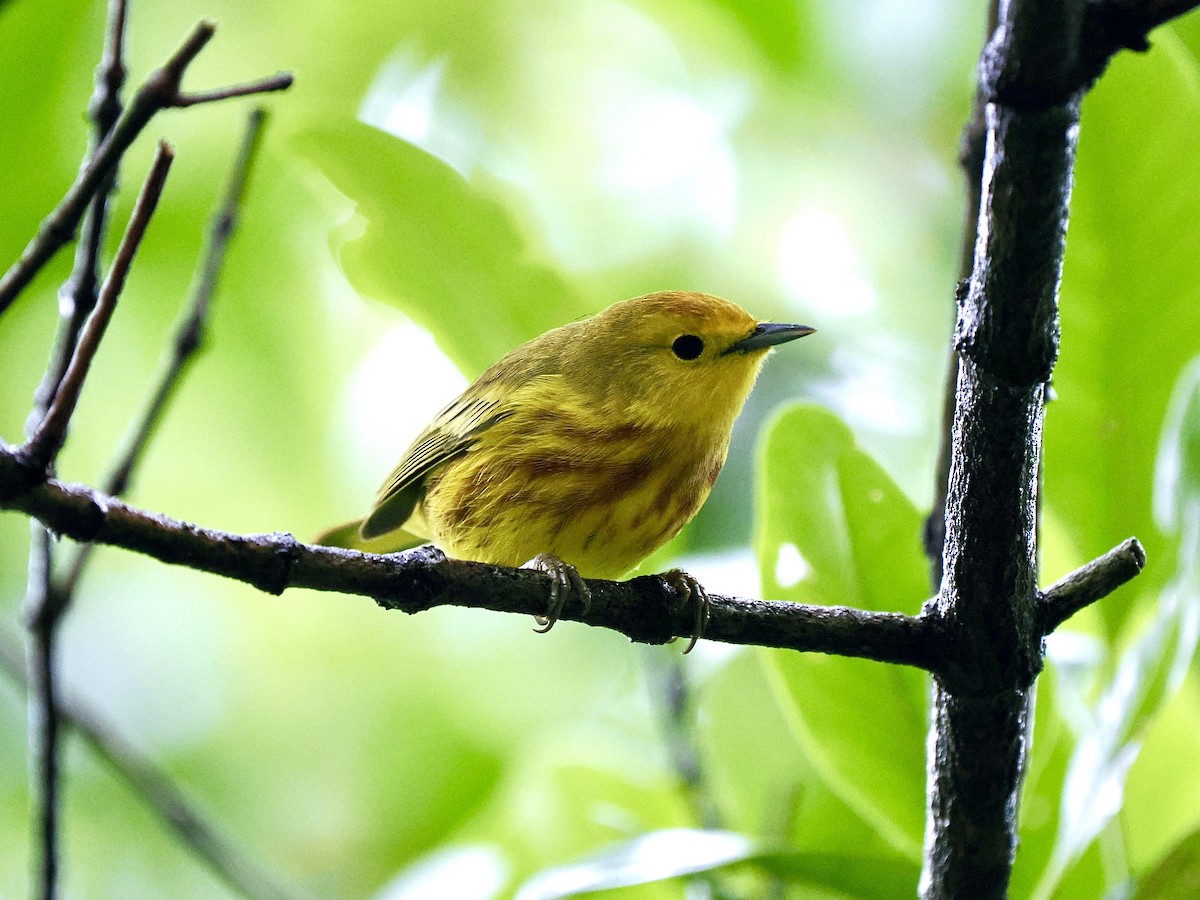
[319,290,814,644]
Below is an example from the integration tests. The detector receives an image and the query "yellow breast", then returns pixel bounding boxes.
[420,410,729,580]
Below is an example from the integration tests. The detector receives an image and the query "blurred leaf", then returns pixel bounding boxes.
[1033,362,1200,899]
[372,845,509,900]
[514,828,753,899]
[513,827,919,899]
[699,0,817,71]
[297,120,590,377]
[1046,32,1200,631]
[1154,357,1200,536]
[748,848,920,897]
[1134,826,1200,900]
[754,404,928,858]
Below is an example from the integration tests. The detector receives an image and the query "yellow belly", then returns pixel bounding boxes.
[420,419,727,579]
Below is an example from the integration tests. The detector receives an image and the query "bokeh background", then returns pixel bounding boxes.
[2,0,1199,897]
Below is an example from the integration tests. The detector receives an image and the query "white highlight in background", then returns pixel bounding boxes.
[778,207,877,317]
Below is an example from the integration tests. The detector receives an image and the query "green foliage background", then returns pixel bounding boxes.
[1,0,1199,897]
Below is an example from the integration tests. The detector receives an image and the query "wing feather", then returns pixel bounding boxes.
[359,351,564,541]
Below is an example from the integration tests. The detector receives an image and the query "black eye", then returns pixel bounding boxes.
[671,334,704,360]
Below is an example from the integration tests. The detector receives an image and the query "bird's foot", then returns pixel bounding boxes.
[661,568,710,654]
[527,553,591,634]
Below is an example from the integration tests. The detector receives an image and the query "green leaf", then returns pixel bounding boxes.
[754,404,929,858]
[1032,361,1200,899]
[297,120,591,377]
[1134,827,1200,900]
[513,828,918,899]
[514,829,753,899]
[1046,32,1200,630]
[1154,357,1200,536]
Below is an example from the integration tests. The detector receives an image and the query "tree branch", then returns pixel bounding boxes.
[21,143,175,477]
[1039,537,1146,633]
[923,0,1089,894]
[0,632,304,900]
[105,108,266,501]
[23,7,131,896]
[0,452,948,671]
[58,108,268,601]
[923,1,999,587]
[31,0,131,429]
[0,19,292,316]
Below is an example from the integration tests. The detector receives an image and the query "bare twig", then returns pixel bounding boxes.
[24,525,59,900]
[31,0,131,428]
[22,141,172,900]
[110,108,266,499]
[646,652,723,830]
[62,108,268,598]
[22,144,175,477]
[174,74,293,108]
[0,632,304,900]
[1039,537,1146,633]
[0,19,292,316]
[23,7,131,896]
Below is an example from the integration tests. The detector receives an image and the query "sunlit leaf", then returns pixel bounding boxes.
[372,845,509,900]
[754,403,929,858]
[297,120,590,377]
[1033,361,1200,899]
[514,829,753,899]
[1047,33,1200,631]
[1154,357,1200,536]
[1134,827,1200,900]
[513,827,919,899]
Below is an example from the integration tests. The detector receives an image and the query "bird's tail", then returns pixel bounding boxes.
[312,518,426,554]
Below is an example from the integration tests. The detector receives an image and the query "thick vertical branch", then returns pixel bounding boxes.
[921,1,1085,896]
[923,0,1000,588]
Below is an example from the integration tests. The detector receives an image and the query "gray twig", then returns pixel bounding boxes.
[1039,537,1146,633]
[22,144,175,478]
[0,631,305,900]
[23,6,131,896]
[0,19,292,316]
[62,108,268,598]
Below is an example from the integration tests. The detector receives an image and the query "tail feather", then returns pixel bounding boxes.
[312,518,426,554]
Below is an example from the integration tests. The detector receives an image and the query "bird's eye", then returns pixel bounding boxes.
[671,334,704,360]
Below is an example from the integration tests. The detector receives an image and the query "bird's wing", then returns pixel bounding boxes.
[359,359,568,540]
[360,392,508,540]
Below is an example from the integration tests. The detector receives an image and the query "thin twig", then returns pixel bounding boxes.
[22,143,175,477]
[0,19,292,316]
[61,108,268,599]
[645,651,723,830]
[24,525,59,900]
[1038,537,1146,633]
[174,74,293,108]
[30,0,131,429]
[24,9,131,895]
[22,139,172,900]
[0,631,305,900]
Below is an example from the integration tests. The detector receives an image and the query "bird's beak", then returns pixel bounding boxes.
[723,322,816,355]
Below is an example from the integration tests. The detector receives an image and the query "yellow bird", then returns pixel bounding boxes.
[319,290,814,648]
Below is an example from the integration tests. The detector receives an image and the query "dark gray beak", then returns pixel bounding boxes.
[723,322,816,355]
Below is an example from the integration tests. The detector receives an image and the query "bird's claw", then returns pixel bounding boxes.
[662,568,710,654]
[528,553,590,634]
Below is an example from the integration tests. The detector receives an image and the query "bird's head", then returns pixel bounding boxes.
[561,290,815,433]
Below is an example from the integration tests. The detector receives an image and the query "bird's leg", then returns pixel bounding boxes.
[661,569,710,654]
[526,553,591,633]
